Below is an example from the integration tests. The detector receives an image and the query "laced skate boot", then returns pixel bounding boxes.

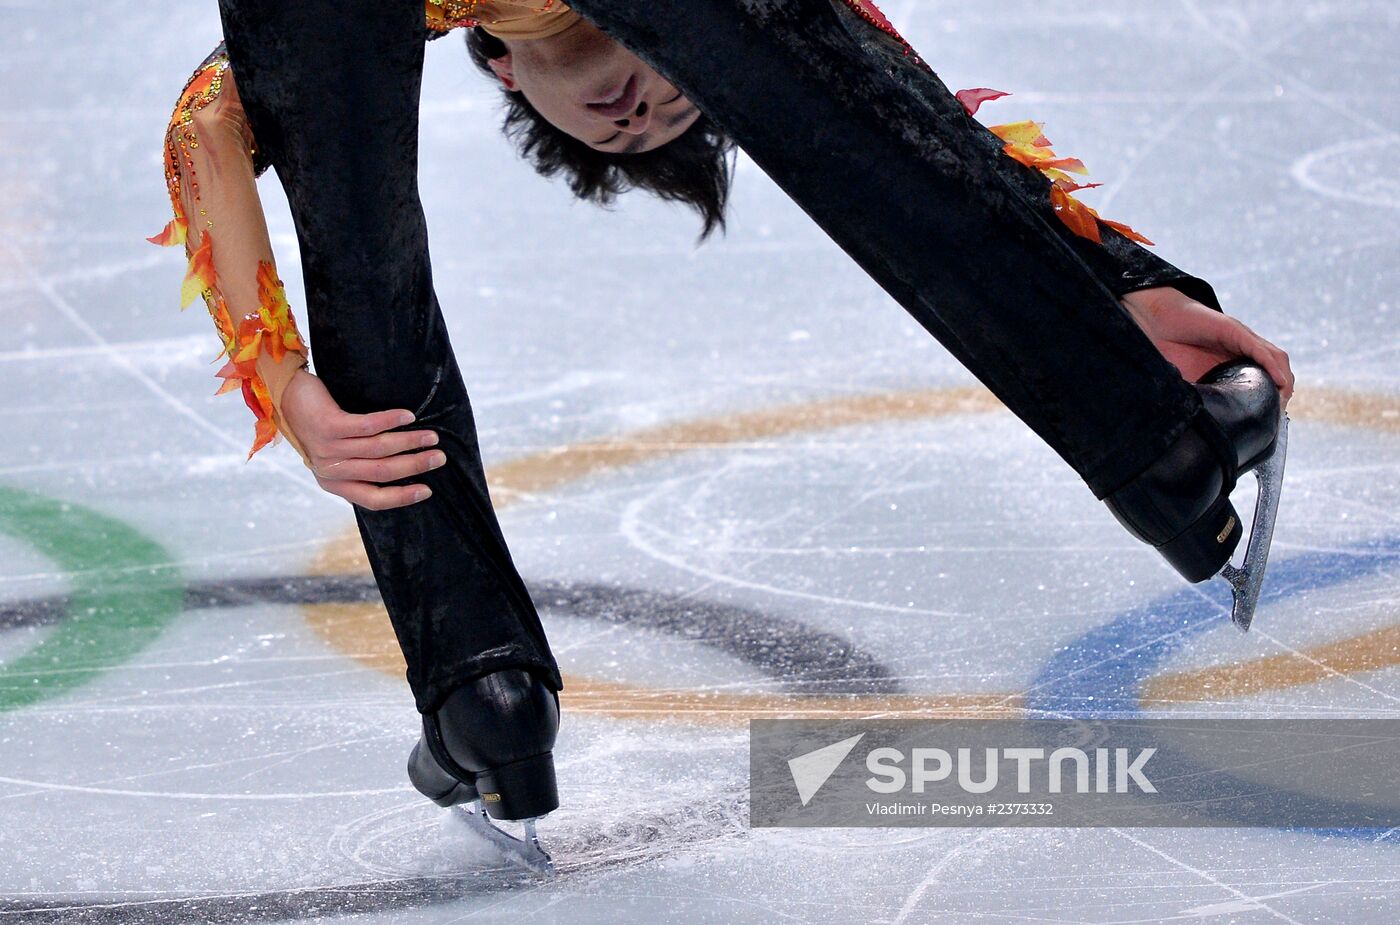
[407,669,559,873]
[1103,360,1289,631]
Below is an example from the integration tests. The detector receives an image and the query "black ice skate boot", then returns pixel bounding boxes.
[1103,360,1289,630]
[407,669,560,873]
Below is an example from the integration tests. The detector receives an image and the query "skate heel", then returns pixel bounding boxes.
[476,751,559,821]
[424,668,561,815]
[1156,494,1242,583]
[420,670,561,874]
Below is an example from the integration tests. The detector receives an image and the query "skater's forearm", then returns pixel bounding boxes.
[151,52,310,459]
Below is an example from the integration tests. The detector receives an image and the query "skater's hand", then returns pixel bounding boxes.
[1121,287,1294,407]
[279,369,445,510]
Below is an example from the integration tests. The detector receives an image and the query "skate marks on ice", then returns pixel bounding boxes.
[0,795,748,925]
[1291,136,1400,211]
[13,538,1400,924]
[0,572,852,923]
[4,392,1400,920]
[0,481,964,923]
[333,787,748,881]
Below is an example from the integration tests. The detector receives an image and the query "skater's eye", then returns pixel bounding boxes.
[663,103,697,129]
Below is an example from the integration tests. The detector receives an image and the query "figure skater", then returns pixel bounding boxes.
[154,0,1292,866]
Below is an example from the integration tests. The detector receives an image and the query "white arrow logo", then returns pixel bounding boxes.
[788,733,865,806]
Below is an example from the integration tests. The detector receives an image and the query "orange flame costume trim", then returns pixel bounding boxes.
[956,88,1153,246]
[150,48,308,459]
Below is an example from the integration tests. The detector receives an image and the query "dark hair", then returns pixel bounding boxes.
[464,26,734,238]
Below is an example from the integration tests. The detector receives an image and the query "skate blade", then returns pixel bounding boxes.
[1218,412,1289,632]
[451,800,555,876]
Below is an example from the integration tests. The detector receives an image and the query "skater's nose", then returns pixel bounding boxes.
[611,100,652,136]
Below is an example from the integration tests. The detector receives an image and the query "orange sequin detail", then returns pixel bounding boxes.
[216,263,308,458]
[425,0,483,32]
[235,263,308,367]
[157,51,237,231]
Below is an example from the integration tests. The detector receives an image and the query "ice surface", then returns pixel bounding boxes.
[2,0,1400,922]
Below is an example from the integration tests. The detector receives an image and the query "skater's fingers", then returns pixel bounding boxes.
[1263,345,1295,406]
[1214,320,1286,384]
[331,409,418,440]
[1245,346,1295,407]
[337,428,439,460]
[1230,326,1294,404]
[315,450,446,485]
[317,477,433,511]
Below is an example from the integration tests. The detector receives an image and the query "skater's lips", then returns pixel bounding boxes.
[586,75,638,119]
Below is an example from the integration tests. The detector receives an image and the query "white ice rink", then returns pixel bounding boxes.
[3,1,1400,922]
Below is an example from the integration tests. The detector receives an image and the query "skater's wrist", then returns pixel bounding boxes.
[1120,286,1215,337]
[260,352,313,466]
[1116,274,1223,314]
[209,268,308,460]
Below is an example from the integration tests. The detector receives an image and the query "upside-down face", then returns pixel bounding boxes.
[488,18,702,153]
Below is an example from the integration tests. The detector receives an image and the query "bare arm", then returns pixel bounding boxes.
[155,49,309,456]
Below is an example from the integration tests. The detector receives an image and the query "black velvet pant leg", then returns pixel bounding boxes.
[216,0,560,712]
[879,34,1224,315]
[566,0,1220,498]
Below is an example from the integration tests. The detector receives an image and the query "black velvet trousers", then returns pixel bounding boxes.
[216,0,1221,713]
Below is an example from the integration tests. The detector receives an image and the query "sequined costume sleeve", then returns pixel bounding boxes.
[149,44,310,460]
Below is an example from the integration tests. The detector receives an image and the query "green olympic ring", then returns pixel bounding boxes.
[0,485,182,712]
